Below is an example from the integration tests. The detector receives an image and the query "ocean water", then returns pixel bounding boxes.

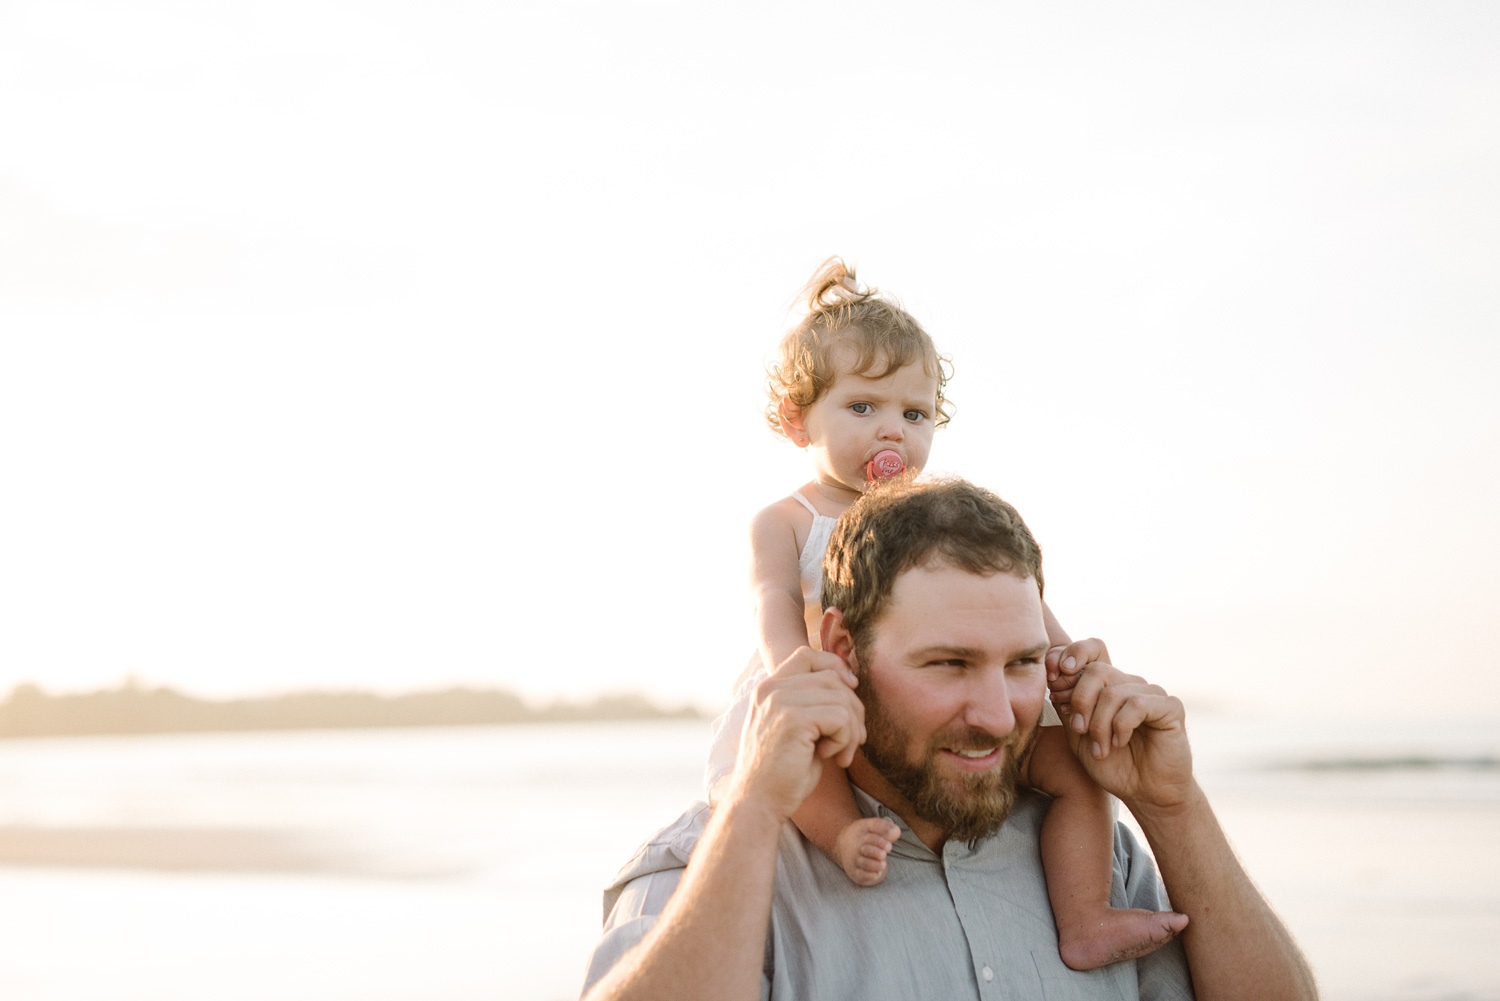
[0,714,1495,1001]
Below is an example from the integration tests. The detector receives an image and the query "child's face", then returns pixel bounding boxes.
[786,352,940,501]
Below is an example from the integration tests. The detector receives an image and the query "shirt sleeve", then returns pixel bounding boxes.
[704,668,760,794]
[580,802,773,1001]
[580,864,686,996]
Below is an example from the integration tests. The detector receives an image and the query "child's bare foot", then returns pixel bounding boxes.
[1058,907,1189,971]
[833,817,901,886]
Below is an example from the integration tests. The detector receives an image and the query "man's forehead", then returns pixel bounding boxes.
[881,561,1045,638]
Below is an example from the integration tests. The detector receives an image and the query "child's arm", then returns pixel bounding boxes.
[705,501,817,805]
[749,500,814,670]
[1024,596,1097,786]
[1043,600,1072,647]
[1025,726,1188,970]
[1031,609,1190,969]
[750,499,902,887]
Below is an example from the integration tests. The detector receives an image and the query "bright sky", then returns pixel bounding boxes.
[2,1,1497,721]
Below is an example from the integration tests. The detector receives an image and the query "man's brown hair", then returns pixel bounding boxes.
[821,477,1044,651]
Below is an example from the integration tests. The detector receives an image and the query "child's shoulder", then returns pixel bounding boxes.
[750,484,823,536]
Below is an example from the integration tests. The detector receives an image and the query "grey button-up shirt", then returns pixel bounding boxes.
[583,788,1195,1000]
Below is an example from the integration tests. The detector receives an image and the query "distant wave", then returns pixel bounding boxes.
[1271,754,1500,773]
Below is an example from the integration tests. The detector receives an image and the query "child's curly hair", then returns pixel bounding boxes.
[764,257,954,436]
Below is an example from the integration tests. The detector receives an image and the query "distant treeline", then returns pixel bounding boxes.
[0,679,704,739]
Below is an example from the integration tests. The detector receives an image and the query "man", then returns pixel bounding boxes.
[582,478,1316,1001]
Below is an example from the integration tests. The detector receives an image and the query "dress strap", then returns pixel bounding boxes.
[790,491,821,518]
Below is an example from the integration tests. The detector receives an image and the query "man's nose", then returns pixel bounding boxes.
[961,670,1017,737]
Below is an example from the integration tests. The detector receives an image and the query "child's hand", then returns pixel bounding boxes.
[1045,637,1112,719]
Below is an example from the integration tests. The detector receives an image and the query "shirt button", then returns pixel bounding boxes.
[981,966,994,982]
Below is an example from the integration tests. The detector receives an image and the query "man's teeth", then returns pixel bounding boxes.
[953,749,994,758]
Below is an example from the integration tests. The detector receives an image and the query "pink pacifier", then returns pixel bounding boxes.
[866,450,905,482]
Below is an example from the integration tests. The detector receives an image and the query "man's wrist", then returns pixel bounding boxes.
[1120,779,1210,833]
[717,777,798,840]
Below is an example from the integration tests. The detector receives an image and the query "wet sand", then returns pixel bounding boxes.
[0,826,464,878]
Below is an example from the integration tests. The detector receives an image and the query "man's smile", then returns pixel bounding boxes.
[941,746,1002,771]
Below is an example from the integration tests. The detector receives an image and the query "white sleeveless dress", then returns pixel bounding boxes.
[704,492,834,793]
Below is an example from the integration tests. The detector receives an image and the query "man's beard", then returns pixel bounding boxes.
[859,666,1039,843]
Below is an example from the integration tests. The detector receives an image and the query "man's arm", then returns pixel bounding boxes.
[1064,664,1318,1001]
[1132,782,1314,1000]
[583,648,865,1001]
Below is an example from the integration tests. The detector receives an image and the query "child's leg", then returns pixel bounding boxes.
[792,760,901,887]
[1027,725,1189,970]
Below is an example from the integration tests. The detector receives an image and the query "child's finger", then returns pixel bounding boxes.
[1045,644,1069,682]
[1055,637,1112,675]
[811,698,864,765]
[826,722,865,768]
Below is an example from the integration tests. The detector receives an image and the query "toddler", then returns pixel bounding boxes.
[705,258,1187,971]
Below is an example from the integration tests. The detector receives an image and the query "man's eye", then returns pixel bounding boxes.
[850,402,872,414]
[904,409,927,422]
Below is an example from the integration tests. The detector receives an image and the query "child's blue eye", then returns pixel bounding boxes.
[904,409,927,422]
[851,403,872,414]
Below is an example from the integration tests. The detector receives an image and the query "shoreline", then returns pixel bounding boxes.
[0,681,706,740]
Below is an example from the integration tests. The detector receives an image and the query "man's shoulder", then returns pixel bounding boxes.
[587,794,1192,1001]
[582,802,718,1000]
[601,800,709,922]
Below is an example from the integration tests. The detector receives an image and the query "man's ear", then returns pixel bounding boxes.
[821,608,856,667]
[778,397,810,448]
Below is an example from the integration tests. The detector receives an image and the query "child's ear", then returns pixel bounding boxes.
[778,397,810,448]
[821,608,856,668]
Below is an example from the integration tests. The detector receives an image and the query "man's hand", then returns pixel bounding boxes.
[1059,658,1317,1000]
[584,646,865,1001]
[1059,659,1197,820]
[725,646,866,825]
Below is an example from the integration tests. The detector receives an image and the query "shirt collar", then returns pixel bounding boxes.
[849,784,944,861]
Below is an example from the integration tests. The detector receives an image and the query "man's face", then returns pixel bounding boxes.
[851,562,1049,844]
